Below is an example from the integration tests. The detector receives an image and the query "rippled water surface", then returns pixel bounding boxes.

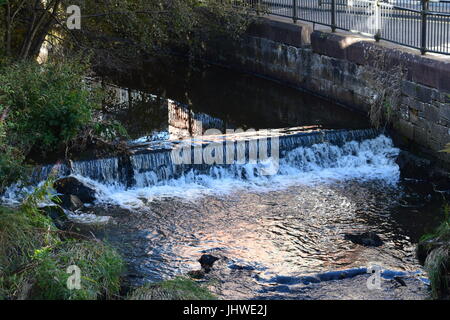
[90,175,441,299]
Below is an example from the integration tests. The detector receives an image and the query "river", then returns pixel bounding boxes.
[4,60,446,300]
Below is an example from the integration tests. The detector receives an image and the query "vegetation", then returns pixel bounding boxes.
[0,1,255,68]
[128,277,216,300]
[0,58,128,192]
[0,59,98,153]
[425,244,450,300]
[0,181,124,300]
[364,46,405,129]
[418,206,450,300]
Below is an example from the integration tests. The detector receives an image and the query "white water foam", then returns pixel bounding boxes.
[1,135,400,209]
[62,135,400,210]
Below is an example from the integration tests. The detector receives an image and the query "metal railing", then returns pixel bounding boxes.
[235,0,450,55]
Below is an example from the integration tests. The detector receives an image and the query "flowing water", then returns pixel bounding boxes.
[3,61,447,300]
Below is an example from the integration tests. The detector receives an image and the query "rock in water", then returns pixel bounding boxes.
[344,232,383,247]
[54,177,96,203]
[187,270,206,279]
[199,255,220,273]
[394,276,407,287]
[60,194,84,211]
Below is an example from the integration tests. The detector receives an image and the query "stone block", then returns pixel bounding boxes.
[247,18,312,48]
[394,119,414,140]
[423,104,441,123]
[310,31,351,60]
[401,81,434,104]
[439,104,450,122]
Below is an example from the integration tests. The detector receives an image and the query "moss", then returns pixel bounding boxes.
[128,277,217,300]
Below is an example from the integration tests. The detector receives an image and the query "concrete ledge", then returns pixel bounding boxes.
[311,30,450,93]
[247,17,312,48]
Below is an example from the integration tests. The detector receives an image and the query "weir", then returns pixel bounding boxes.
[24,127,389,192]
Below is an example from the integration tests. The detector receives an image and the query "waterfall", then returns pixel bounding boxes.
[1,128,400,206]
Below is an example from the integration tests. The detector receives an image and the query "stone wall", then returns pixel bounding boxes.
[203,16,450,165]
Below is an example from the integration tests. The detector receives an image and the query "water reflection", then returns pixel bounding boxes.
[93,179,438,299]
[101,59,370,141]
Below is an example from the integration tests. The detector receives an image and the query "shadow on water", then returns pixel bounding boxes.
[103,58,370,140]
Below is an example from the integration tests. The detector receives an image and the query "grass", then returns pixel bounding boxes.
[0,183,125,300]
[29,239,124,300]
[127,277,217,300]
[418,205,450,299]
[419,205,450,246]
[425,245,450,300]
[0,179,214,300]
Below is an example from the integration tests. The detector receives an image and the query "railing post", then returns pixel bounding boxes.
[374,0,381,41]
[331,0,336,32]
[293,0,298,24]
[421,0,428,55]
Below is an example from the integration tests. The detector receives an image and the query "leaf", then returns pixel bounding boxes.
[441,143,450,154]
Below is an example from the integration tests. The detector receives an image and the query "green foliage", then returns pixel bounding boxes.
[30,240,124,300]
[441,143,450,154]
[0,181,125,300]
[425,245,450,299]
[0,58,100,155]
[0,58,128,191]
[420,205,450,244]
[93,120,129,142]
[418,205,450,299]
[0,120,26,192]
[128,277,216,300]
[0,206,59,297]
[61,0,255,69]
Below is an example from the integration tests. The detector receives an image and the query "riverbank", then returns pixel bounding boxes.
[0,196,215,300]
[0,183,124,300]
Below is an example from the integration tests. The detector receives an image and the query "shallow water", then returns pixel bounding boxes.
[90,175,440,299]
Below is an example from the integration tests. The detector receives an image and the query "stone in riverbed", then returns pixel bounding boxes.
[199,254,220,273]
[344,231,383,247]
[60,194,84,211]
[187,270,206,280]
[187,255,221,279]
[54,177,96,204]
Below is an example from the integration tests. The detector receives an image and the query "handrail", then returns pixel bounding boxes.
[237,0,450,55]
